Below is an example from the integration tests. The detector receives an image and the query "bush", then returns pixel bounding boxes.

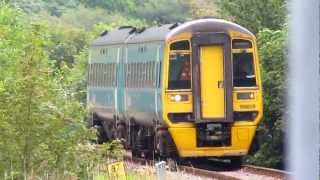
[0,4,123,179]
[246,27,287,169]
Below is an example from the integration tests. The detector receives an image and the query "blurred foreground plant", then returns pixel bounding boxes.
[0,4,123,179]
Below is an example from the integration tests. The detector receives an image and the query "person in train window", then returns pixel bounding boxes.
[179,61,191,80]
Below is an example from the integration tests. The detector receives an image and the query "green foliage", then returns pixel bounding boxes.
[8,0,80,16]
[80,0,136,15]
[46,23,90,66]
[247,28,287,168]
[8,0,194,26]
[132,0,191,24]
[216,0,286,33]
[0,3,123,178]
[188,0,218,18]
[75,141,124,179]
[56,6,146,31]
[80,0,192,24]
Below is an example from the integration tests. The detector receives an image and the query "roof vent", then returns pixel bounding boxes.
[136,27,146,33]
[100,30,108,37]
[119,26,134,29]
[129,27,137,34]
[169,23,179,30]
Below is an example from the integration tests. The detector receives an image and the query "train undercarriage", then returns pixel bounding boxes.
[91,113,248,166]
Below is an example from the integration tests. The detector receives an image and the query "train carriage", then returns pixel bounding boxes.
[87,19,263,163]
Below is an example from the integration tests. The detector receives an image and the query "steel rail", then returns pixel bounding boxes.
[241,164,288,179]
[123,155,289,179]
[123,155,240,179]
[178,165,240,180]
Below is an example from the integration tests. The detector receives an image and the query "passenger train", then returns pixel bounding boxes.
[87,19,263,164]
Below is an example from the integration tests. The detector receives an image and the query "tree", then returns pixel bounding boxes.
[0,4,99,178]
[7,0,80,16]
[80,0,135,13]
[216,0,286,33]
[132,0,191,24]
[184,0,218,19]
[80,0,193,24]
[59,5,146,31]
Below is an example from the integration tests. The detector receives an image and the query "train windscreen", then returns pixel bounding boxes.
[168,53,191,89]
[233,53,256,87]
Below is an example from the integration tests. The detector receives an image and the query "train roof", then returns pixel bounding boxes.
[92,19,254,46]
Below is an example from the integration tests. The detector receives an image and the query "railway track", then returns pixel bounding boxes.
[123,155,289,179]
[241,165,288,179]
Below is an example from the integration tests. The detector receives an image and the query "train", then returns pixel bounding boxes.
[87,18,263,165]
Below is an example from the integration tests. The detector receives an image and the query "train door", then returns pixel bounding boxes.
[192,33,233,123]
[200,45,225,119]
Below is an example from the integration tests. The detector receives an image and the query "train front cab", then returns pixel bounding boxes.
[162,31,263,158]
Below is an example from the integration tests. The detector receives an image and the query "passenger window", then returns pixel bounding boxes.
[112,63,117,87]
[131,63,134,88]
[139,62,145,87]
[106,64,109,87]
[152,61,156,88]
[126,63,130,87]
[97,64,100,86]
[150,61,155,87]
[168,53,191,89]
[99,64,103,86]
[147,62,150,87]
[99,64,102,86]
[96,64,99,87]
[93,64,97,87]
[128,63,131,88]
[106,64,110,86]
[143,63,146,87]
[132,63,136,88]
[138,63,142,88]
[233,53,256,87]
[135,63,138,87]
[135,63,141,87]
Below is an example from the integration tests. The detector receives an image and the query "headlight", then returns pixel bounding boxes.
[237,92,255,100]
[174,95,181,101]
[168,94,189,102]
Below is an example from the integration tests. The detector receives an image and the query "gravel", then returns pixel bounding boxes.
[220,169,284,180]
[125,160,284,180]
[125,161,215,180]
